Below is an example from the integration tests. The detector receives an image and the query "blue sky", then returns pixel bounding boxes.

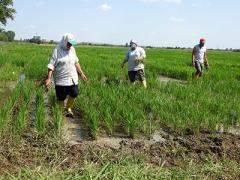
[5,0,240,48]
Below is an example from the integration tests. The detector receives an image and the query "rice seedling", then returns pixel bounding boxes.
[0,83,22,137]
[0,43,239,138]
[35,87,46,136]
[48,89,63,136]
[12,81,34,135]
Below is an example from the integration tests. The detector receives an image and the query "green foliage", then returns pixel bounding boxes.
[5,30,15,41]
[0,0,16,26]
[36,87,46,136]
[0,44,240,138]
[49,89,63,136]
[0,30,16,42]
[0,43,240,179]
[0,31,8,41]
[5,153,240,179]
[75,47,240,136]
[12,82,33,135]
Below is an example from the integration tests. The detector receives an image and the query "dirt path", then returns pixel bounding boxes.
[63,117,84,145]
[62,110,91,145]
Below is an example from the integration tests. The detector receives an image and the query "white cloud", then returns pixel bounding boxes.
[98,4,112,12]
[169,17,185,23]
[137,0,182,4]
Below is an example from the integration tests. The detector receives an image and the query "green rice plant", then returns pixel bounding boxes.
[12,82,34,135]
[48,89,63,136]
[121,107,137,138]
[1,43,240,138]
[103,107,114,136]
[87,108,99,139]
[0,83,22,137]
[35,87,46,136]
[14,104,27,133]
[52,103,63,136]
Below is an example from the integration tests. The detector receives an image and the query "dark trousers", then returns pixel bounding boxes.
[128,69,145,82]
[195,61,204,76]
[55,85,78,101]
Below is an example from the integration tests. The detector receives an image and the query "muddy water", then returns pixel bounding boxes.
[0,81,15,106]
[159,75,187,84]
[17,74,26,83]
[0,87,11,106]
[0,74,26,106]
[63,115,91,145]
[63,117,83,145]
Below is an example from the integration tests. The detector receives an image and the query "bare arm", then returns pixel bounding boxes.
[121,52,129,68]
[45,68,53,87]
[204,52,209,67]
[75,63,87,81]
[121,59,128,68]
[192,48,196,67]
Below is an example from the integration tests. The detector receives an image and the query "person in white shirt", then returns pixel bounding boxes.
[192,38,209,79]
[121,40,147,88]
[45,33,87,117]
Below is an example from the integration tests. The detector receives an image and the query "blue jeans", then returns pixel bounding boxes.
[195,61,204,76]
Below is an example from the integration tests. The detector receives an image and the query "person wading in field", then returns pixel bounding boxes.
[192,38,209,79]
[121,40,147,88]
[45,33,87,117]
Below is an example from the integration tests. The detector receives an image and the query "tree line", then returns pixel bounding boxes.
[0,28,15,42]
[0,0,16,41]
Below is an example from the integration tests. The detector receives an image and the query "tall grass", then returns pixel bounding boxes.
[12,81,34,135]
[1,43,239,138]
[35,87,46,136]
[48,89,63,136]
[0,83,21,137]
[75,47,240,136]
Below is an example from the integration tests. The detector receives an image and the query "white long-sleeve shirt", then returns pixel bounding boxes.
[48,46,79,86]
[48,33,79,86]
[125,47,146,71]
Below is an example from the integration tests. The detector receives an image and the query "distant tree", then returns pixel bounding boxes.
[30,37,41,44]
[49,40,54,44]
[0,32,8,41]
[0,0,16,26]
[5,30,14,41]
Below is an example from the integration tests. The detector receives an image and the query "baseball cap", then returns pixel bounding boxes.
[130,39,137,46]
[200,38,206,43]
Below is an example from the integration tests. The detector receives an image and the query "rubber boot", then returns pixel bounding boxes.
[130,81,136,85]
[195,75,201,80]
[142,80,147,88]
[66,96,74,117]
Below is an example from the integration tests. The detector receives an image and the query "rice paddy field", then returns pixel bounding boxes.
[0,42,240,179]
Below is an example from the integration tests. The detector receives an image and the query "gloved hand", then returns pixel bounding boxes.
[135,56,144,63]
